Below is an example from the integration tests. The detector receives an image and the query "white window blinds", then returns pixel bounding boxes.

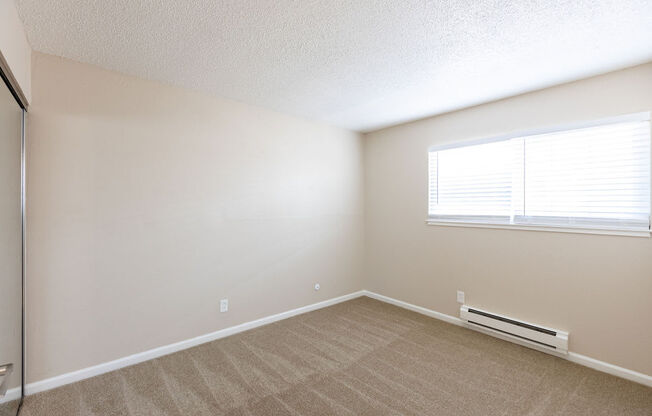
[428,114,651,233]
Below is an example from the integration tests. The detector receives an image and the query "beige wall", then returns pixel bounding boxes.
[0,0,31,104]
[26,53,364,382]
[25,49,652,384]
[364,63,652,375]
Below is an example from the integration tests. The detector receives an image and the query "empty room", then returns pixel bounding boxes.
[0,0,651,415]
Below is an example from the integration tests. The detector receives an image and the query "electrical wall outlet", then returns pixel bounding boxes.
[456,290,465,304]
[220,298,228,312]
[314,283,320,291]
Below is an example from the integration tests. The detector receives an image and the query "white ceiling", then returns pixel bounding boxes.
[15,0,652,132]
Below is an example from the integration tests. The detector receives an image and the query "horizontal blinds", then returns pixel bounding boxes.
[518,121,650,228]
[428,139,521,221]
[428,115,651,231]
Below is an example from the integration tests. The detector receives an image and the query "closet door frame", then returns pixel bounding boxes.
[0,61,26,412]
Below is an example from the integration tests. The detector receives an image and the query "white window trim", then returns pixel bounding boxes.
[425,220,651,238]
[426,112,652,238]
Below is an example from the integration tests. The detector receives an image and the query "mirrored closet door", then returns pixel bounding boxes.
[0,69,24,416]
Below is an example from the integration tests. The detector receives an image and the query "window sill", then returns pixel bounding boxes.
[425,220,651,238]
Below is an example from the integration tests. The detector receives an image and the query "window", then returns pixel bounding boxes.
[428,113,651,235]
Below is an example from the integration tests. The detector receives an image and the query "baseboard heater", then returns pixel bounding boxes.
[460,305,568,354]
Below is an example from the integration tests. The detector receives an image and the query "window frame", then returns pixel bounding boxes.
[426,112,652,237]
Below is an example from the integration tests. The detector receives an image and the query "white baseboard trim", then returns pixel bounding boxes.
[24,289,651,396]
[0,386,21,404]
[363,291,563,357]
[25,290,366,396]
[362,290,464,327]
[566,352,652,388]
[363,290,652,388]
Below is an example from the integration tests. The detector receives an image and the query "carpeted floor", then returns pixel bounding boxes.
[0,400,20,416]
[19,297,652,415]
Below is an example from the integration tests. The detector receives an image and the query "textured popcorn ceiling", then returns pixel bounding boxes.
[15,0,652,131]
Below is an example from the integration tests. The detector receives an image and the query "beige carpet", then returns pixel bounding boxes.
[20,297,652,415]
[0,399,20,416]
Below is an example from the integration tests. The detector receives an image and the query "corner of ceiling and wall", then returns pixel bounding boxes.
[0,0,31,107]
